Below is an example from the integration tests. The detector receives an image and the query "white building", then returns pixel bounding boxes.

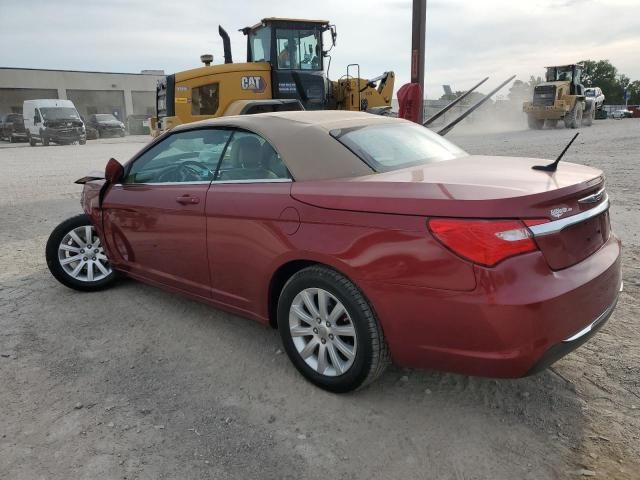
[0,67,165,120]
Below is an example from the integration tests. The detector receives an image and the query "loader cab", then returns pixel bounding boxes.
[545,64,584,95]
[243,18,335,109]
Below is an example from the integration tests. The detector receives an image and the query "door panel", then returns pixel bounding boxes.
[205,182,294,314]
[102,183,211,297]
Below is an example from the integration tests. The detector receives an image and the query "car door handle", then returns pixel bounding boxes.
[176,195,200,205]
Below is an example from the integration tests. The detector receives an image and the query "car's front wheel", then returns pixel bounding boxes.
[277,266,390,392]
[45,214,116,291]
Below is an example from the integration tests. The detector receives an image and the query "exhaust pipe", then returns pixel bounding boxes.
[218,25,233,64]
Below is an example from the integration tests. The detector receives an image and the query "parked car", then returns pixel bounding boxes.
[126,114,151,135]
[23,99,86,146]
[0,113,27,142]
[86,113,125,138]
[45,111,622,392]
[584,87,605,110]
[611,109,633,119]
[80,116,99,140]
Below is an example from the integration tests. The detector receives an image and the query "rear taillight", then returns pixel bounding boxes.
[428,219,538,267]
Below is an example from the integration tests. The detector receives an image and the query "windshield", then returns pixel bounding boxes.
[249,26,271,62]
[40,107,80,120]
[275,28,321,70]
[332,123,468,173]
[546,66,574,82]
[585,90,595,96]
[95,114,118,121]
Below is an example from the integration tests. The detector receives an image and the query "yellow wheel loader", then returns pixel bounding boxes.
[151,18,394,135]
[522,64,594,130]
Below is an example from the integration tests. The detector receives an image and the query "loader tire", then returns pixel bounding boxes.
[582,107,594,127]
[564,102,583,129]
[528,116,544,130]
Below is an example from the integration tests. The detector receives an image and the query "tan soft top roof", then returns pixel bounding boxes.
[174,111,408,181]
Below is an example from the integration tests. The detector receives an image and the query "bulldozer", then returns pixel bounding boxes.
[152,18,394,135]
[523,64,594,129]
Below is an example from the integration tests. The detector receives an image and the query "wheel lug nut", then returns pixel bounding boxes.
[92,257,96,261]
[87,245,91,249]
[83,257,88,261]
[326,321,331,327]
[321,338,326,344]
[80,249,85,253]
[329,334,334,340]
[313,328,318,334]
[94,249,99,253]
[316,318,321,324]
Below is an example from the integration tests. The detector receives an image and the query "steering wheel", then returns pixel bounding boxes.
[156,160,214,183]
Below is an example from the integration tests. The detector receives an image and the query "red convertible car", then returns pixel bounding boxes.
[46,111,622,392]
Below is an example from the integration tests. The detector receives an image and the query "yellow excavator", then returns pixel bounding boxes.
[152,18,394,135]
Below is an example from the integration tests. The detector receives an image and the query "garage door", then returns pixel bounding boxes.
[0,88,59,114]
[66,89,126,121]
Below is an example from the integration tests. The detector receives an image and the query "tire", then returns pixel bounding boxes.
[527,116,544,130]
[119,131,125,137]
[544,119,558,129]
[79,138,87,145]
[582,107,594,127]
[28,133,36,146]
[45,213,117,292]
[564,102,583,129]
[42,132,50,146]
[277,265,390,393]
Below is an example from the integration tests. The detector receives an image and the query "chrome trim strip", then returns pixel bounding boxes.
[529,197,609,237]
[578,187,606,204]
[114,181,212,186]
[562,291,618,343]
[114,178,292,187]
[214,178,292,184]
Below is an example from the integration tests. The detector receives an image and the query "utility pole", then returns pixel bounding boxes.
[411,0,427,122]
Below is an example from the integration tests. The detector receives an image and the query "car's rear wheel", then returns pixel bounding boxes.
[277,265,389,392]
[46,214,116,291]
[28,132,36,146]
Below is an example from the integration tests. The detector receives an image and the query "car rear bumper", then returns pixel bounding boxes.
[362,233,622,377]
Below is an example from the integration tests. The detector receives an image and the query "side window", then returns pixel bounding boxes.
[216,130,290,181]
[34,109,41,124]
[192,83,219,116]
[123,128,231,184]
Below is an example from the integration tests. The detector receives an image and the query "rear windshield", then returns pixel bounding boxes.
[331,123,468,172]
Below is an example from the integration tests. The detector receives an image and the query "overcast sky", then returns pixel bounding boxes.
[1,0,638,98]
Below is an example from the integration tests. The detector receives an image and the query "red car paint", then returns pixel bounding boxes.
[81,148,621,378]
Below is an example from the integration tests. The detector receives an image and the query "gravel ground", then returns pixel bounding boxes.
[1,121,638,480]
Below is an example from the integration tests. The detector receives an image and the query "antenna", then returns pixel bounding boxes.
[532,132,580,172]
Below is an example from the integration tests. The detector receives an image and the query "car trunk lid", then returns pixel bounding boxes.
[291,155,609,270]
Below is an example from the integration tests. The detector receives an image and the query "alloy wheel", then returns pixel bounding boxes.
[289,288,357,377]
[57,225,111,282]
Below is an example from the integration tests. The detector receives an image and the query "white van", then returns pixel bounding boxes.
[23,99,86,146]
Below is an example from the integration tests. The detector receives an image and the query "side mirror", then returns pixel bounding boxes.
[105,157,124,184]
